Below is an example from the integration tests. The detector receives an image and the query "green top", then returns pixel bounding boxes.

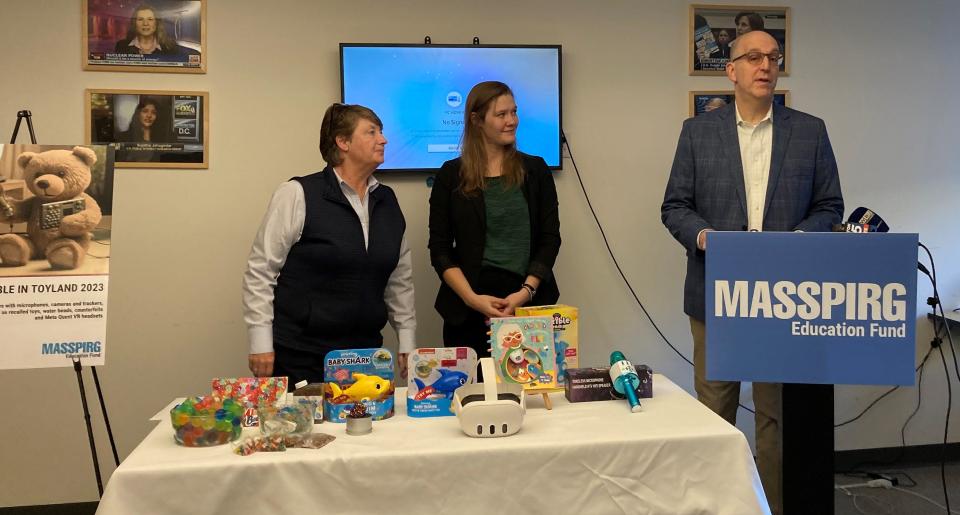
[482,176,531,277]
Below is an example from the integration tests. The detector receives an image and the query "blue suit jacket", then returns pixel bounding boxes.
[661,102,844,321]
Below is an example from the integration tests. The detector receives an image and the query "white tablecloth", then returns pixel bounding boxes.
[97,374,770,515]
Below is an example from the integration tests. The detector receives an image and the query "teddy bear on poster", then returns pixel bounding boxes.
[0,146,102,270]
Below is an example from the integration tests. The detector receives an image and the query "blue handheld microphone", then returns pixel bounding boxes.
[609,351,642,413]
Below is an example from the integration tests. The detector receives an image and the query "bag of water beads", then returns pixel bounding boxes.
[258,402,314,436]
[233,434,286,456]
[169,396,243,447]
[285,433,336,449]
[233,433,337,456]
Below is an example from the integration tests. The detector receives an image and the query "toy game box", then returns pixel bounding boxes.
[323,348,395,423]
[407,347,477,418]
[489,316,557,391]
[563,365,653,403]
[515,305,579,389]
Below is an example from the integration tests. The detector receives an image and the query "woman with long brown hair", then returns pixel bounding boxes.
[428,81,561,357]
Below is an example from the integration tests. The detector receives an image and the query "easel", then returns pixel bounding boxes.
[537,391,553,410]
[9,109,37,144]
[0,111,38,222]
[8,110,120,497]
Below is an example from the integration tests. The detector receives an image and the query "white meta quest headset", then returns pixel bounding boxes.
[452,357,526,438]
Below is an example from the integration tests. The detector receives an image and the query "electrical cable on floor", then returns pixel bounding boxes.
[837,479,960,515]
[830,245,955,513]
[835,482,894,515]
[840,470,918,488]
[890,486,960,515]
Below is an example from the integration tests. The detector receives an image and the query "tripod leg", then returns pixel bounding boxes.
[91,366,120,467]
[24,112,37,144]
[73,359,104,497]
[9,116,23,144]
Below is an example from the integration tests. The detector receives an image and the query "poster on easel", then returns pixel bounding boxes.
[0,144,115,370]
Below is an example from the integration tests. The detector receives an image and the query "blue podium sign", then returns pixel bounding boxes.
[706,232,918,385]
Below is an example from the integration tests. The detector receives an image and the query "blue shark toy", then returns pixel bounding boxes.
[407,347,477,418]
[413,369,469,400]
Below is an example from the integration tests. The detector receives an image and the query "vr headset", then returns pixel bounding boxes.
[452,357,526,438]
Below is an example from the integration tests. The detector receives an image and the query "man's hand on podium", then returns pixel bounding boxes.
[697,229,714,251]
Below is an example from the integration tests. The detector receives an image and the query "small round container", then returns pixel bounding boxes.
[258,402,314,436]
[170,396,243,447]
[345,415,372,435]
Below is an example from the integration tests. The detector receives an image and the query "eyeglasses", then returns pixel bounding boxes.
[331,102,348,121]
[730,51,784,66]
[322,103,349,133]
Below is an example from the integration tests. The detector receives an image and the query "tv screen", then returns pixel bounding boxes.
[340,44,562,172]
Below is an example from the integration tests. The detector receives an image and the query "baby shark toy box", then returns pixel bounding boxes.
[323,348,395,423]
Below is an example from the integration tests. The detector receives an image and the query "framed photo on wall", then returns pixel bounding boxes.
[689,90,790,117]
[83,0,206,73]
[690,4,790,76]
[85,89,209,169]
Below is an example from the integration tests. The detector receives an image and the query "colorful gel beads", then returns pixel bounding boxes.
[258,402,314,436]
[170,396,243,447]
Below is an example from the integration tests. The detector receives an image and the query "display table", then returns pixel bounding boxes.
[96,374,770,515]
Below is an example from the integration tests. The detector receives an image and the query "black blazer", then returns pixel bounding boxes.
[429,152,561,324]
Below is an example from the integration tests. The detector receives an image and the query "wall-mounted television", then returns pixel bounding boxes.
[340,44,562,172]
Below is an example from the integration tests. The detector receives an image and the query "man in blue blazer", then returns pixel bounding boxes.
[661,31,843,515]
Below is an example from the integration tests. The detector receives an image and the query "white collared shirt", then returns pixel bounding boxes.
[242,171,416,355]
[735,104,774,232]
[332,167,377,247]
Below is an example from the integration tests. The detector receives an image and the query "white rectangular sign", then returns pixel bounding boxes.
[0,275,108,369]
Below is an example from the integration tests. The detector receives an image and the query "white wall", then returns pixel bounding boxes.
[0,0,958,506]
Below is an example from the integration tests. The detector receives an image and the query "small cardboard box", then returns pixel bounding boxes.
[564,365,653,403]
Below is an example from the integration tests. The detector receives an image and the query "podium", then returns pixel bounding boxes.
[706,232,919,514]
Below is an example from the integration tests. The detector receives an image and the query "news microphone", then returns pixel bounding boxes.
[848,207,889,232]
[832,222,877,233]
[609,351,642,413]
[832,207,890,233]
[852,207,889,232]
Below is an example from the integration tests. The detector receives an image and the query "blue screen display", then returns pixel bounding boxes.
[341,45,562,171]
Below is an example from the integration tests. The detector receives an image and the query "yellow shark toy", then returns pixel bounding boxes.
[329,373,392,402]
